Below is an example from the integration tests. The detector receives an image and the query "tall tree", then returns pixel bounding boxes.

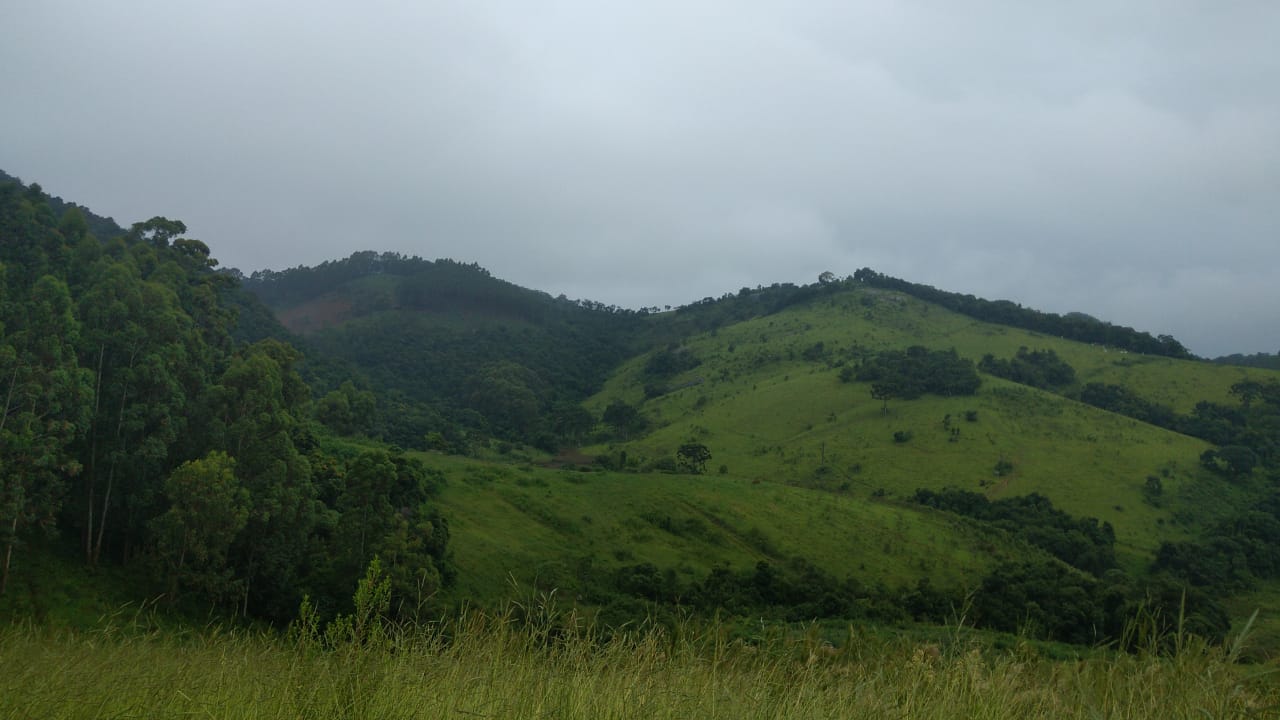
[76,262,192,566]
[213,339,318,619]
[0,273,93,592]
[150,451,248,605]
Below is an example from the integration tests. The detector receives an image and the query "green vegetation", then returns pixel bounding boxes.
[242,253,645,449]
[0,178,452,626]
[1215,350,1280,370]
[913,490,1116,574]
[6,167,1280,702]
[979,347,1077,390]
[844,345,982,401]
[2,603,1274,719]
[852,267,1194,358]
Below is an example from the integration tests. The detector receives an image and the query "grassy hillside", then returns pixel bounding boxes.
[587,288,1274,548]
[299,280,1279,643]
[419,455,1036,604]
[560,286,1280,639]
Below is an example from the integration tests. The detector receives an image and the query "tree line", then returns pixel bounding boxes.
[1078,379,1278,477]
[851,268,1194,359]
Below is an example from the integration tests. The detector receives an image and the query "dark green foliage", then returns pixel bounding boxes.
[912,489,1116,575]
[892,430,913,444]
[243,253,644,448]
[1142,476,1163,506]
[1078,383,1178,428]
[1154,539,1252,591]
[1153,493,1280,594]
[853,267,1194,358]
[0,272,93,593]
[1199,446,1258,479]
[978,347,1076,390]
[316,381,378,436]
[602,400,645,439]
[0,174,453,624]
[614,562,673,601]
[853,346,981,399]
[800,341,828,362]
[150,451,248,603]
[1213,350,1280,370]
[549,402,596,445]
[676,442,712,474]
[972,561,1102,644]
[644,347,700,379]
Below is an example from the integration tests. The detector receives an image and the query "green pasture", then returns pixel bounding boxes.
[417,454,1039,605]
[583,289,1262,567]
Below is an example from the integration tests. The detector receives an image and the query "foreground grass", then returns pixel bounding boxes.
[3,611,1277,720]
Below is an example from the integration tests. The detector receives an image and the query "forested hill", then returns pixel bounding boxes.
[239,255,1214,452]
[240,253,649,449]
[1,174,452,623]
[0,169,125,243]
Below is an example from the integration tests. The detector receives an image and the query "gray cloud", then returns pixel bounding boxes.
[2,1,1277,355]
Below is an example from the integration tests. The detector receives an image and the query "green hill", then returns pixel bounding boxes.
[586,288,1268,551]
[242,253,646,448]
[560,285,1280,644]
[5,168,1279,653]
[240,252,1280,646]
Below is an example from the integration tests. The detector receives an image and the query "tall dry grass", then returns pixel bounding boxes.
[2,603,1276,719]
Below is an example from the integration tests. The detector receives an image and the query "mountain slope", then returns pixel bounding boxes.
[564,284,1280,642]
[243,253,645,447]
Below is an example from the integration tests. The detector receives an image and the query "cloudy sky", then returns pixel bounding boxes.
[2,1,1277,356]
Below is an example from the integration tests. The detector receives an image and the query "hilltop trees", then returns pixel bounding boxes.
[852,268,1194,358]
[243,253,643,450]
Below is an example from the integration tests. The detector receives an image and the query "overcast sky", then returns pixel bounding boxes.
[3,2,1277,356]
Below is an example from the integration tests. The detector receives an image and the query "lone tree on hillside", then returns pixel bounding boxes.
[871,382,894,415]
[677,442,712,474]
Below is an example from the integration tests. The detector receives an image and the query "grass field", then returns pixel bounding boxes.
[3,606,1275,719]
[421,455,1031,603]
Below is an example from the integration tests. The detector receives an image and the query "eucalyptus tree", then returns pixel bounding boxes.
[0,272,93,592]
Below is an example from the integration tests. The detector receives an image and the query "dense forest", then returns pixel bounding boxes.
[241,254,645,450]
[0,176,451,621]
